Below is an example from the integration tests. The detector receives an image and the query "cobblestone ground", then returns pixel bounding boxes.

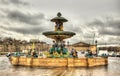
[0,57,120,76]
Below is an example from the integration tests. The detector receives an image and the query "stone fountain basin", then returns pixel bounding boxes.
[10,56,108,67]
[43,31,75,40]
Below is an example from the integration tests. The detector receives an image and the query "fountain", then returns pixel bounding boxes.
[9,13,108,67]
[43,12,75,57]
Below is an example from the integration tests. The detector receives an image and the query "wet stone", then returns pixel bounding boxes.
[0,57,120,76]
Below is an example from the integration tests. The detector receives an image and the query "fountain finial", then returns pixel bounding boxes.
[51,12,68,22]
[57,12,62,17]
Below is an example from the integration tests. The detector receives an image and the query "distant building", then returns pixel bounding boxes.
[70,42,97,53]
[98,46,120,56]
[0,37,50,52]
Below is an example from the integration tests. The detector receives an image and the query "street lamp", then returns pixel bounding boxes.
[95,40,98,56]
[67,41,69,51]
[67,41,69,46]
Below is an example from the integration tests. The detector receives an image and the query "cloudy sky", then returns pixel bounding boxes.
[0,0,120,45]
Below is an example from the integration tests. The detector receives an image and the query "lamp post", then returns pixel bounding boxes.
[67,41,69,51]
[95,40,98,56]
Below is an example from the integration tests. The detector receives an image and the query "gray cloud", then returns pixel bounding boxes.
[83,35,94,39]
[9,27,45,35]
[1,0,28,5]
[0,7,48,35]
[87,17,120,36]
[7,10,45,25]
[0,25,46,35]
[64,23,82,33]
[0,0,119,45]
[99,28,120,36]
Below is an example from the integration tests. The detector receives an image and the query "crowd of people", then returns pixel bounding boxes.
[70,48,78,58]
[69,49,95,58]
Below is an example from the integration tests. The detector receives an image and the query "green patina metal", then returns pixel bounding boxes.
[50,47,68,54]
[51,12,68,22]
[43,31,75,36]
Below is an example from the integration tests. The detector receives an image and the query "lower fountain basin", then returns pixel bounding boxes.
[10,56,108,67]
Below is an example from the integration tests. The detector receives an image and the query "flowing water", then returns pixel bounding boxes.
[0,56,120,76]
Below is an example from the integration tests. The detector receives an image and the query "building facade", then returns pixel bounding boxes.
[0,38,50,52]
[69,42,97,53]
